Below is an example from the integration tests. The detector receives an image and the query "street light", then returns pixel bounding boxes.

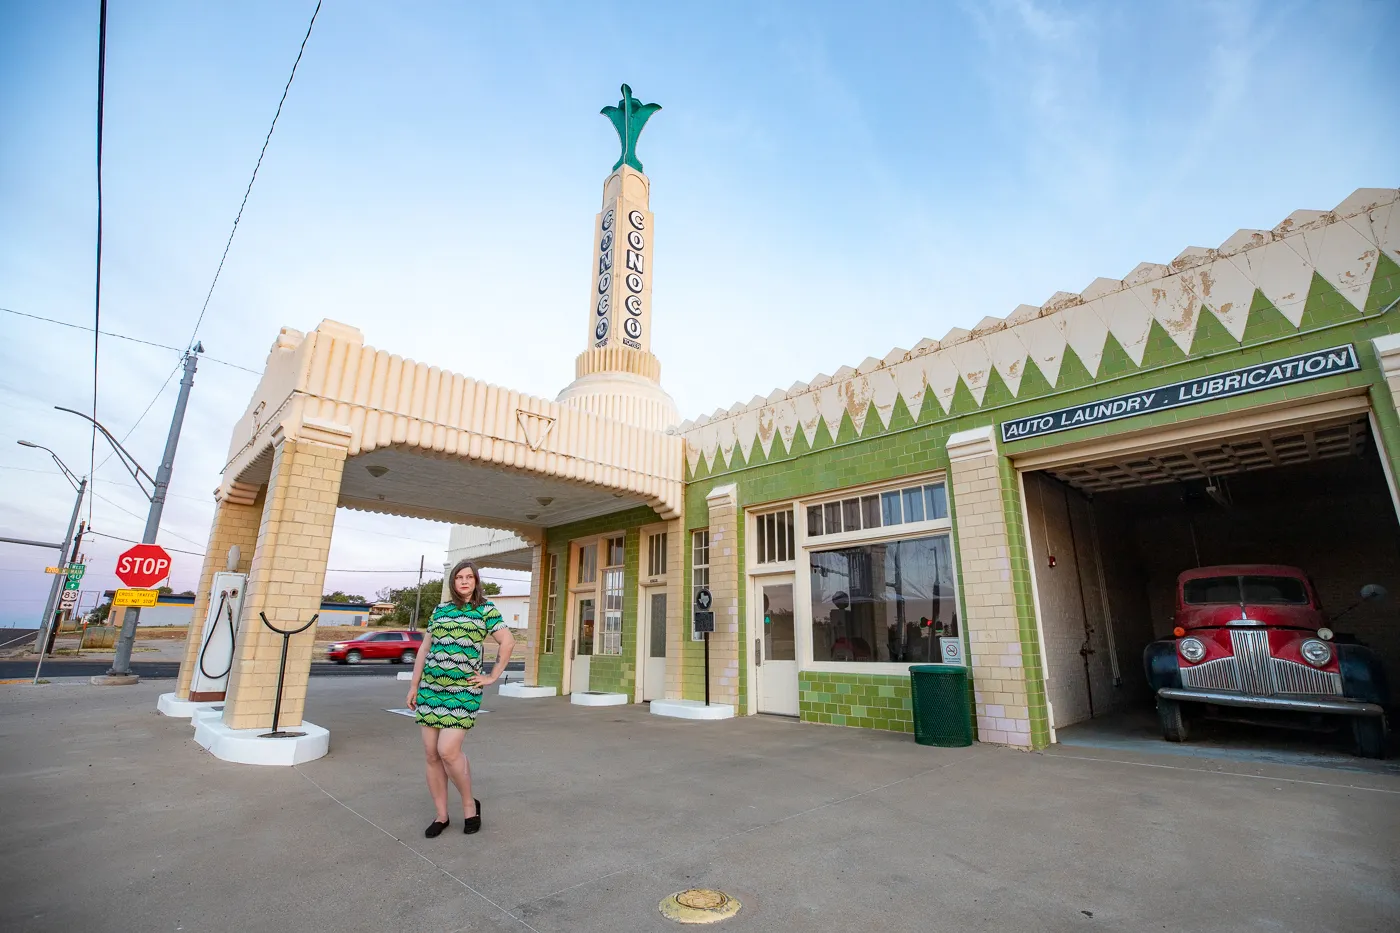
[55,345,201,683]
[18,440,84,491]
[16,440,88,682]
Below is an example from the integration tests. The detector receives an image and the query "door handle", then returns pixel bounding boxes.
[755,637,762,667]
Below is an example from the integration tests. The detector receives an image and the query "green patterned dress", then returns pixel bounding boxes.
[414,600,506,730]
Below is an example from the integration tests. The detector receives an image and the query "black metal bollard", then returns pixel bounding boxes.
[258,611,319,738]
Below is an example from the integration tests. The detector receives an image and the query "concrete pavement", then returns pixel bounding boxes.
[0,678,1396,932]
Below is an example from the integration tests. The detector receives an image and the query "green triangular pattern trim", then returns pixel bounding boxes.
[1095,332,1136,379]
[834,410,859,445]
[1298,271,1361,329]
[947,378,980,416]
[886,394,915,432]
[1053,345,1095,390]
[916,387,944,423]
[725,442,748,473]
[1365,251,1400,315]
[746,437,769,468]
[789,423,812,457]
[1240,289,1295,344]
[690,452,710,482]
[810,418,834,451]
[1139,320,1189,369]
[980,367,1016,409]
[860,402,887,439]
[1015,357,1054,400]
[1187,305,1240,356]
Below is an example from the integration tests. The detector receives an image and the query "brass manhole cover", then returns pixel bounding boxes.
[660,888,741,924]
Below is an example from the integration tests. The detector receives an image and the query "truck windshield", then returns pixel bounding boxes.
[1182,576,1309,605]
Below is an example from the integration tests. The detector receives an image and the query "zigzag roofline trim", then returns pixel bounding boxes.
[678,187,1399,473]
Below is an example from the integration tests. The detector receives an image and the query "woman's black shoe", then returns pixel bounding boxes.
[463,799,482,835]
[424,818,450,838]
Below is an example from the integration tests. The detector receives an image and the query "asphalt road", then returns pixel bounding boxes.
[6,660,404,680]
[0,658,527,680]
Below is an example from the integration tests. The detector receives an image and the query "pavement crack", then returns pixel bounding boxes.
[293,767,544,932]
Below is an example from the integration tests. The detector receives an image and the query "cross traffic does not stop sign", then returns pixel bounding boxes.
[114,544,172,589]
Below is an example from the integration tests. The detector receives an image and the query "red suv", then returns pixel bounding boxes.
[326,630,423,664]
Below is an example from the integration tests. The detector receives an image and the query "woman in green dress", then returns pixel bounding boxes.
[407,559,516,838]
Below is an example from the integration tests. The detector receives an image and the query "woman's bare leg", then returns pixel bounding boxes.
[420,725,449,821]
[436,727,477,817]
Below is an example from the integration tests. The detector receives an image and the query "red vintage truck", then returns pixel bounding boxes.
[1144,565,1390,758]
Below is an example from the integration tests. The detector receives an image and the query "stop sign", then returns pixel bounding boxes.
[115,544,173,589]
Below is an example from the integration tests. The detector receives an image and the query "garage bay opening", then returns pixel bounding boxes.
[1019,410,1400,757]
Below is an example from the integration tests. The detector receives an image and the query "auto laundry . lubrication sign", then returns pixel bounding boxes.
[1000,345,1360,443]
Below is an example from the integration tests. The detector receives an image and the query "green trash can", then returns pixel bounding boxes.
[909,664,973,747]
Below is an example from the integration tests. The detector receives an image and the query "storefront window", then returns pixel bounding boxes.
[809,481,947,538]
[542,553,559,653]
[808,534,958,664]
[755,509,795,564]
[600,536,624,655]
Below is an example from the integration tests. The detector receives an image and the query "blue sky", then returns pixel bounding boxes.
[1,0,1396,625]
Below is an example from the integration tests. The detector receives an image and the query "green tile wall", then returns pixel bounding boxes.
[534,506,659,698]
[800,672,914,732]
[675,267,1400,739]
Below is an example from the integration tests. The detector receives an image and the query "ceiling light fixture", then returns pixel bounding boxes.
[366,465,389,478]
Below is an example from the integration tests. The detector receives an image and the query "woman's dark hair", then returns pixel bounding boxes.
[447,559,488,608]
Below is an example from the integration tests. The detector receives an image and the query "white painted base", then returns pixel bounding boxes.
[397,671,413,681]
[193,717,330,766]
[570,691,628,707]
[191,706,224,728]
[649,699,736,720]
[499,683,557,698]
[156,692,221,719]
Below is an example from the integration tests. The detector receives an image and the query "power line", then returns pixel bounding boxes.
[90,0,109,528]
[88,491,207,548]
[84,529,205,557]
[186,0,321,348]
[0,307,261,374]
[91,357,180,475]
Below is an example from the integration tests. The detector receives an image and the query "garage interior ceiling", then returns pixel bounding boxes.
[1046,415,1371,493]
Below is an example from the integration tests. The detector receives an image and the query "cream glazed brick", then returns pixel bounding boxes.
[223,435,348,732]
[703,484,741,707]
[946,426,1037,748]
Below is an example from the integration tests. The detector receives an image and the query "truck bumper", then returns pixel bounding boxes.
[1158,687,1384,717]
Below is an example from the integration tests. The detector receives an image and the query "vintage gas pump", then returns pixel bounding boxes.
[188,569,247,702]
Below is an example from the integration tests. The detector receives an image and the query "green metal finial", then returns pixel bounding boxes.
[601,84,661,173]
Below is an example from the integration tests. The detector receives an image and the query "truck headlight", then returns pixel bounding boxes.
[1300,639,1332,667]
[1178,637,1207,663]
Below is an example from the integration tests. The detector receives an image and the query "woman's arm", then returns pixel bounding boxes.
[469,627,516,688]
[406,629,432,707]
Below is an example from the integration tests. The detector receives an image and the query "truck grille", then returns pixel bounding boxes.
[1231,630,1274,695]
[1178,630,1342,697]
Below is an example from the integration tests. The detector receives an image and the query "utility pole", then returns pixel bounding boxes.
[104,348,200,681]
[411,555,425,630]
[34,520,87,684]
[32,481,88,662]
[47,521,88,653]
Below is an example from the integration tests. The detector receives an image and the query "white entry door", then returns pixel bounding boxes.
[643,589,667,701]
[571,596,595,693]
[756,579,798,715]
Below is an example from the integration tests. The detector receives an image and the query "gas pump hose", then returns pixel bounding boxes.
[198,592,239,681]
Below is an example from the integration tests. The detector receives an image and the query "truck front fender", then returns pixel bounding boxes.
[1143,639,1181,691]
[1338,644,1391,706]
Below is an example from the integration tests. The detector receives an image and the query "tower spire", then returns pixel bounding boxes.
[556,85,678,432]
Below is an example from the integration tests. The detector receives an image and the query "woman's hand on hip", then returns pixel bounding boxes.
[466,672,496,688]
